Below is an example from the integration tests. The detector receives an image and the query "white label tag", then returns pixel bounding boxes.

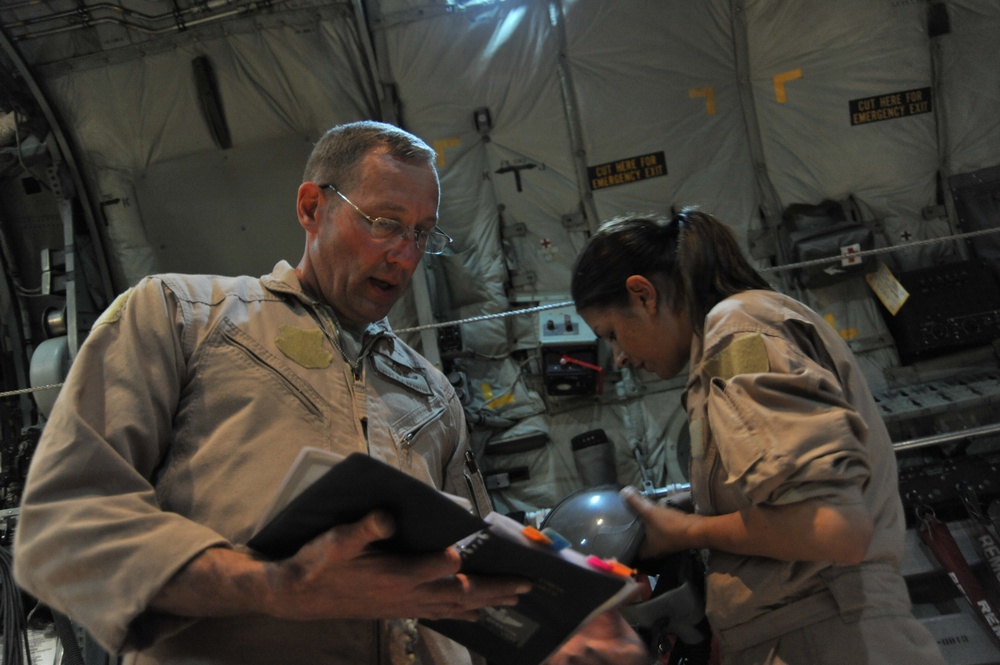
[865,261,909,315]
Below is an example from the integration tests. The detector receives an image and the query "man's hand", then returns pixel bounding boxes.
[151,511,531,622]
[544,610,650,665]
[268,510,530,621]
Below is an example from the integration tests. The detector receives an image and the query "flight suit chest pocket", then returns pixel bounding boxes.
[216,319,328,421]
[369,352,448,460]
[390,401,446,452]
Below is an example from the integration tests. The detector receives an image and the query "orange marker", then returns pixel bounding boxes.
[522,526,553,546]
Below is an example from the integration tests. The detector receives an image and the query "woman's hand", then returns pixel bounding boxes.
[620,486,700,559]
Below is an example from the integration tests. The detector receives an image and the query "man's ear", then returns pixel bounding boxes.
[625,275,658,313]
[297,182,323,233]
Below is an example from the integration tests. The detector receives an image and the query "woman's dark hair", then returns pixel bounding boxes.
[570,209,772,334]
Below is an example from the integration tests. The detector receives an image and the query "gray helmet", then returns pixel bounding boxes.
[540,483,645,562]
[541,485,711,660]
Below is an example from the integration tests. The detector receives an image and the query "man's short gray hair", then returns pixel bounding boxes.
[303,121,437,192]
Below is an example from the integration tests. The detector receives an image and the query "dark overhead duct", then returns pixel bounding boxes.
[192,55,232,150]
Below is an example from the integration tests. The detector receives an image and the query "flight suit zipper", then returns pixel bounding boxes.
[222,326,324,420]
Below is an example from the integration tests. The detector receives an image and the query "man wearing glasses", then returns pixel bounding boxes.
[12,121,646,665]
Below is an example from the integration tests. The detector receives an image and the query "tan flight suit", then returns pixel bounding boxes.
[15,261,481,665]
[685,290,945,665]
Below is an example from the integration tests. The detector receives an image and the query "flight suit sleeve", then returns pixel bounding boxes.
[13,278,230,653]
[701,331,870,508]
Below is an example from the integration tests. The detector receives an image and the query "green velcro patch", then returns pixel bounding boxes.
[275,325,334,369]
[704,333,769,381]
[92,288,134,329]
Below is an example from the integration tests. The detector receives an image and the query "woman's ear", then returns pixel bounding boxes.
[625,275,658,313]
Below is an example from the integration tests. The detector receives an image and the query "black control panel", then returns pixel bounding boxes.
[542,346,600,396]
[897,450,1000,526]
[883,260,1000,364]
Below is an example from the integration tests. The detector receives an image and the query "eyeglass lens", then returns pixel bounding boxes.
[324,184,450,254]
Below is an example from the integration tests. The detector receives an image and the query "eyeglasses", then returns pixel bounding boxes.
[321,184,452,255]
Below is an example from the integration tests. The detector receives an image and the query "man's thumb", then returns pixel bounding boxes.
[360,510,396,542]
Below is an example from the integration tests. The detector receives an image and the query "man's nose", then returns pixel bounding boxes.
[614,348,630,368]
[386,236,422,268]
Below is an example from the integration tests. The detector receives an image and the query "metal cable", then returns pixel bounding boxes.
[4,227,998,397]
[0,384,63,398]
[395,299,573,334]
[760,226,1000,274]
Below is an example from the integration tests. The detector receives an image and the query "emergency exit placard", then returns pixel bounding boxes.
[849,87,932,126]
[588,151,667,191]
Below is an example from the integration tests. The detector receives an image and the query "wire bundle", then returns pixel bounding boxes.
[0,545,31,665]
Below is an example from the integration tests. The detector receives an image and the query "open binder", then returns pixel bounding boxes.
[247,449,638,665]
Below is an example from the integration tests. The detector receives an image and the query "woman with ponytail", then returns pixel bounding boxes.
[571,210,946,665]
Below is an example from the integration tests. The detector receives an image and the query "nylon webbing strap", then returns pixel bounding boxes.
[917,507,1000,649]
[959,485,1000,605]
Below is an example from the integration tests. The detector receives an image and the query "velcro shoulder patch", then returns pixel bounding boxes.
[92,288,134,329]
[704,333,769,381]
